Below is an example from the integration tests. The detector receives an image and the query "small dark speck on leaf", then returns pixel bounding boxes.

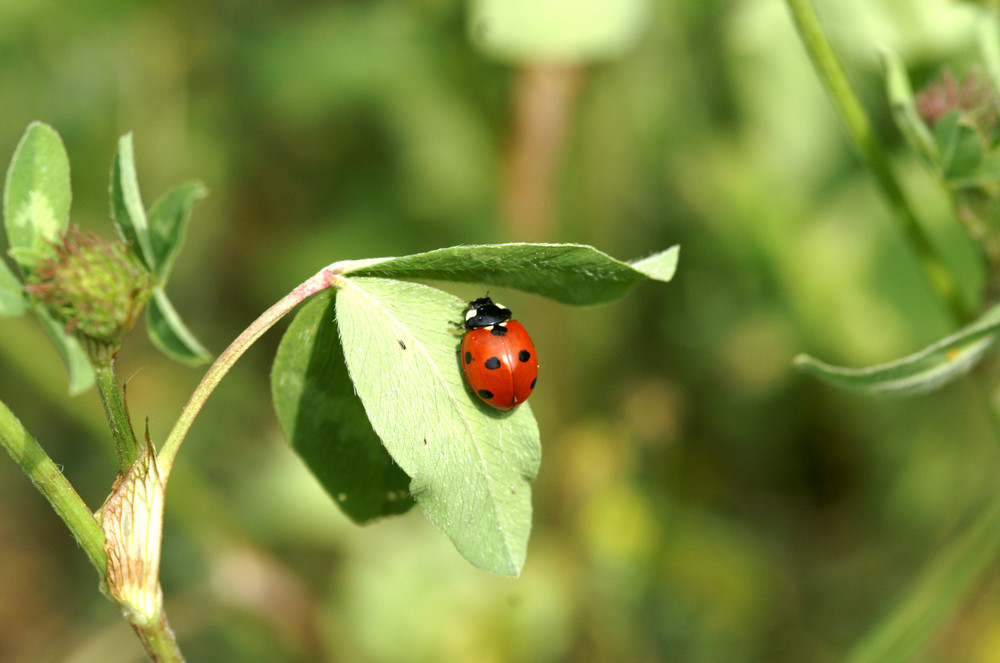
[398,339,407,350]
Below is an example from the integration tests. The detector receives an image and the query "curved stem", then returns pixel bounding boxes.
[0,397,107,572]
[785,0,970,324]
[157,266,337,477]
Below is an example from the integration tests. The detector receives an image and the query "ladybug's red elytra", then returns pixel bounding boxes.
[460,297,538,411]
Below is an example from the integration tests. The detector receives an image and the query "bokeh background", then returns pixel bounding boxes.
[2,0,1000,661]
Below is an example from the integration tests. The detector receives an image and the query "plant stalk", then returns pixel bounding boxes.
[157,266,336,476]
[785,0,970,324]
[0,397,107,572]
[95,359,138,472]
[131,610,186,663]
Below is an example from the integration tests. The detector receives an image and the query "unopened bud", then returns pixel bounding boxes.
[25,227,153,361]
[916,68,1000,137]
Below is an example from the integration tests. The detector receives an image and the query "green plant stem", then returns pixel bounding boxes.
[158,266,339,476]
[0,397,107,572]
[95,359,138,472]
[785,0,970,324]
[131,611,185,663]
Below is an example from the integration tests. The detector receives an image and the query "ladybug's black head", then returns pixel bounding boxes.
[464,297,512,329]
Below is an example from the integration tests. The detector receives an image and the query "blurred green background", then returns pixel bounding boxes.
[2,0,1000,661]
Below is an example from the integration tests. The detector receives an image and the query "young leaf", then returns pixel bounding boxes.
[36,308,95,394]
[147,181,207,283]
[0,260,27,317]
[335,276,541,575]
[110,133,155,272]
[880,48,938,168]
[345,243,679,305]
[271,290,414,522]
[934,112,983,183]
[794,302,1000,396]
[3,121,71,265]
[146,289,212,365]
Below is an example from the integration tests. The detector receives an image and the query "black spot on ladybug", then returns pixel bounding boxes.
[490,326,508,336]
[398,339,406,350]
[477,389,494,400]
[464,351,473,364]
[485,357,501,370]
[518,350,531,362]
[530,377,537,389]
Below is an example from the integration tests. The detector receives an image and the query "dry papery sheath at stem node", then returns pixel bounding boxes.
[25,227,154,362]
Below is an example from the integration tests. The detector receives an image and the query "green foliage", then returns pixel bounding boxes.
[272,290,414,524]
[147,182,208,283]
[0,259,26,316]
[110,133,211,366]
[273,244,678,575]
[2,122,93,392]
[794,302,1000,395]
[333,277,540,575]
[3,121,70,267]
[35,307,94,395]
[347,243,679,305]
[883,48,938,168]
[934,112,985,184]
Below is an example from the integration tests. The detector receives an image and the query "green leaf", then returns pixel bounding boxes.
[147,181,208,282]
[346,243,679,305]
[845,492,1000,663]
[3,121,71,265]
[36,308,95,395]
[0,259,27,317]
[146,288,212,365]
[468,0,650,64]
[335,276,541,575]
[110,133,155,272]
[794,302,1000,396]
[880,48,938,168]
[271,290,414,523]
[934,112,983,183]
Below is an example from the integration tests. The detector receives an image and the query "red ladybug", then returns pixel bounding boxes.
[460,297,538,411]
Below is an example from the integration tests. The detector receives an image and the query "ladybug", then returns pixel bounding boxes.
[459,297,538,411]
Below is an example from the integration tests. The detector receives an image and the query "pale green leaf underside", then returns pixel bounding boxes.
[881,48,937,168]
[794,303,1000,395]
[0,260,27,316]
[110,133,154,271]
[36,308,95,395]
[346,243,679,305]
[3,121,71,261]
[271,290,414,523]
[336,276,540,575]
[147,289,212,365]
[147,181,207,282]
